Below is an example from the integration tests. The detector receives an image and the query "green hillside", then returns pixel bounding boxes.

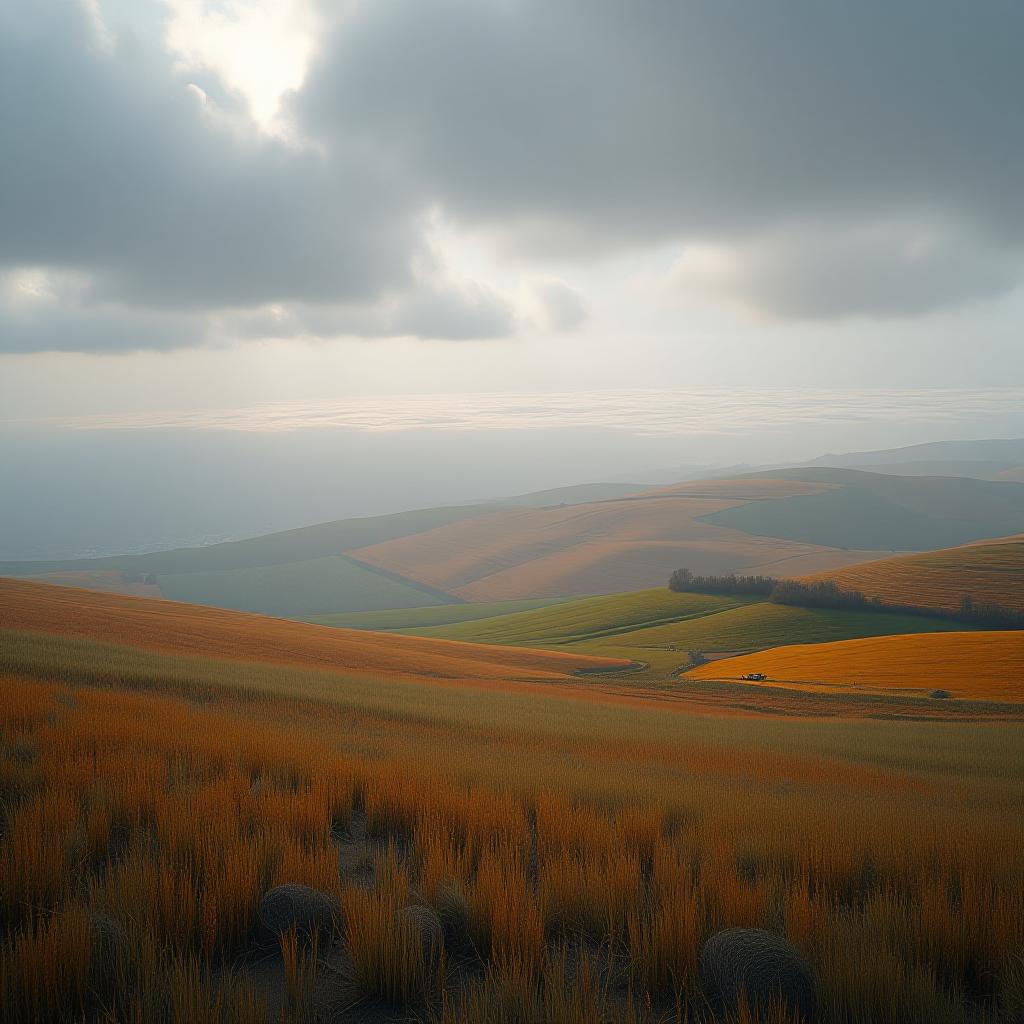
[610,601,968,652]
[9,464,1024,623]
[0,503,500,578]
[408,589,746,645]
[705,468,1024,551]
[157,555,451,618]
[308,597,571,630]
[401,587,969,678]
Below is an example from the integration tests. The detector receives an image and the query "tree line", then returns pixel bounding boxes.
[668,568,1024,629]
[668,568,775,595]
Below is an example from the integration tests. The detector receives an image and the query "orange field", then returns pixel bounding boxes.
[351,481,894,601]
[3,594,1024,1021]
[0,578,627,684]
[687,631,1024,701]
[804,535,1024,614]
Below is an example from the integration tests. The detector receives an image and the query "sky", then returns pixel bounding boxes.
[2,0,1024,556]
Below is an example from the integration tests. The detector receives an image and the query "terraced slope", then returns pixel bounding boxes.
[351,479,895,601]
[409,589,743,645]
[803,535,1024,614]
[0,578,628,683]
[686,632,1024,701]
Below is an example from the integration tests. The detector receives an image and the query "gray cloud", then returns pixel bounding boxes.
[0,0,421,311]
[225,278,518,342]
[299,0,1024,314]
[3,0,1024,354]
[0,270,211,353]
[388,279,517,340]
[674,219,1021,321]
[528,279,589,333]
[0,301,208,355]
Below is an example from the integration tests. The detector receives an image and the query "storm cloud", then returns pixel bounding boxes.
[299,0,1024,314]
[2,0,1023,352]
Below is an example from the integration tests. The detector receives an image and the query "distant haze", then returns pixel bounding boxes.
[4,386,1024,559]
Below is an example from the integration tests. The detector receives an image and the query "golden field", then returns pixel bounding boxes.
[803,536,1024,614]
[686,631,1024,702]
[2,581,1024,1022]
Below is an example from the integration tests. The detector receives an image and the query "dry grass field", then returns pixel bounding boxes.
[2,580,1024,1022]
[803,536,1024,615]
[0,579,627,685]
[350,482,895,602]
[686,632,1024,702]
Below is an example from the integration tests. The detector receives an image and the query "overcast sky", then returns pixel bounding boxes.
[2,0,1024,554]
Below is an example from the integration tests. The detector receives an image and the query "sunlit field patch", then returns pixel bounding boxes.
[687,631,1024,702]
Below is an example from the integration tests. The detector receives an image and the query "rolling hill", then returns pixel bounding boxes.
[0,578,628,684]
[803,437,1024,481]
[406,589,744,646]
[378,587,968,678]
[0,503,497,578]
[6,464,1024,617]
[349,477,898,601]
[0,504,494,616]
[308,596,572,630]
[0,475,897,612]
[685,631,1024,701]
[593,601,971,654]
[803,535,1024,614]
[154,555,452,618]
[351,470,1024,601]
[704,468,1024,551]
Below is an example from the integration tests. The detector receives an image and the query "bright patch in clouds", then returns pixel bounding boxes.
[4,0,1024,368]
[163,0,318,128]
[4,268,56,302]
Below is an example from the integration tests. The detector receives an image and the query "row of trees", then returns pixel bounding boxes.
[668,568,1024,629]
[668,568,775,595]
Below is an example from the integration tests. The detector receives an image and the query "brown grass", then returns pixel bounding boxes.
[349,482,894,601]
[803,535,1024,614]
[0,577,628,681]
[1,583,1023,1021]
